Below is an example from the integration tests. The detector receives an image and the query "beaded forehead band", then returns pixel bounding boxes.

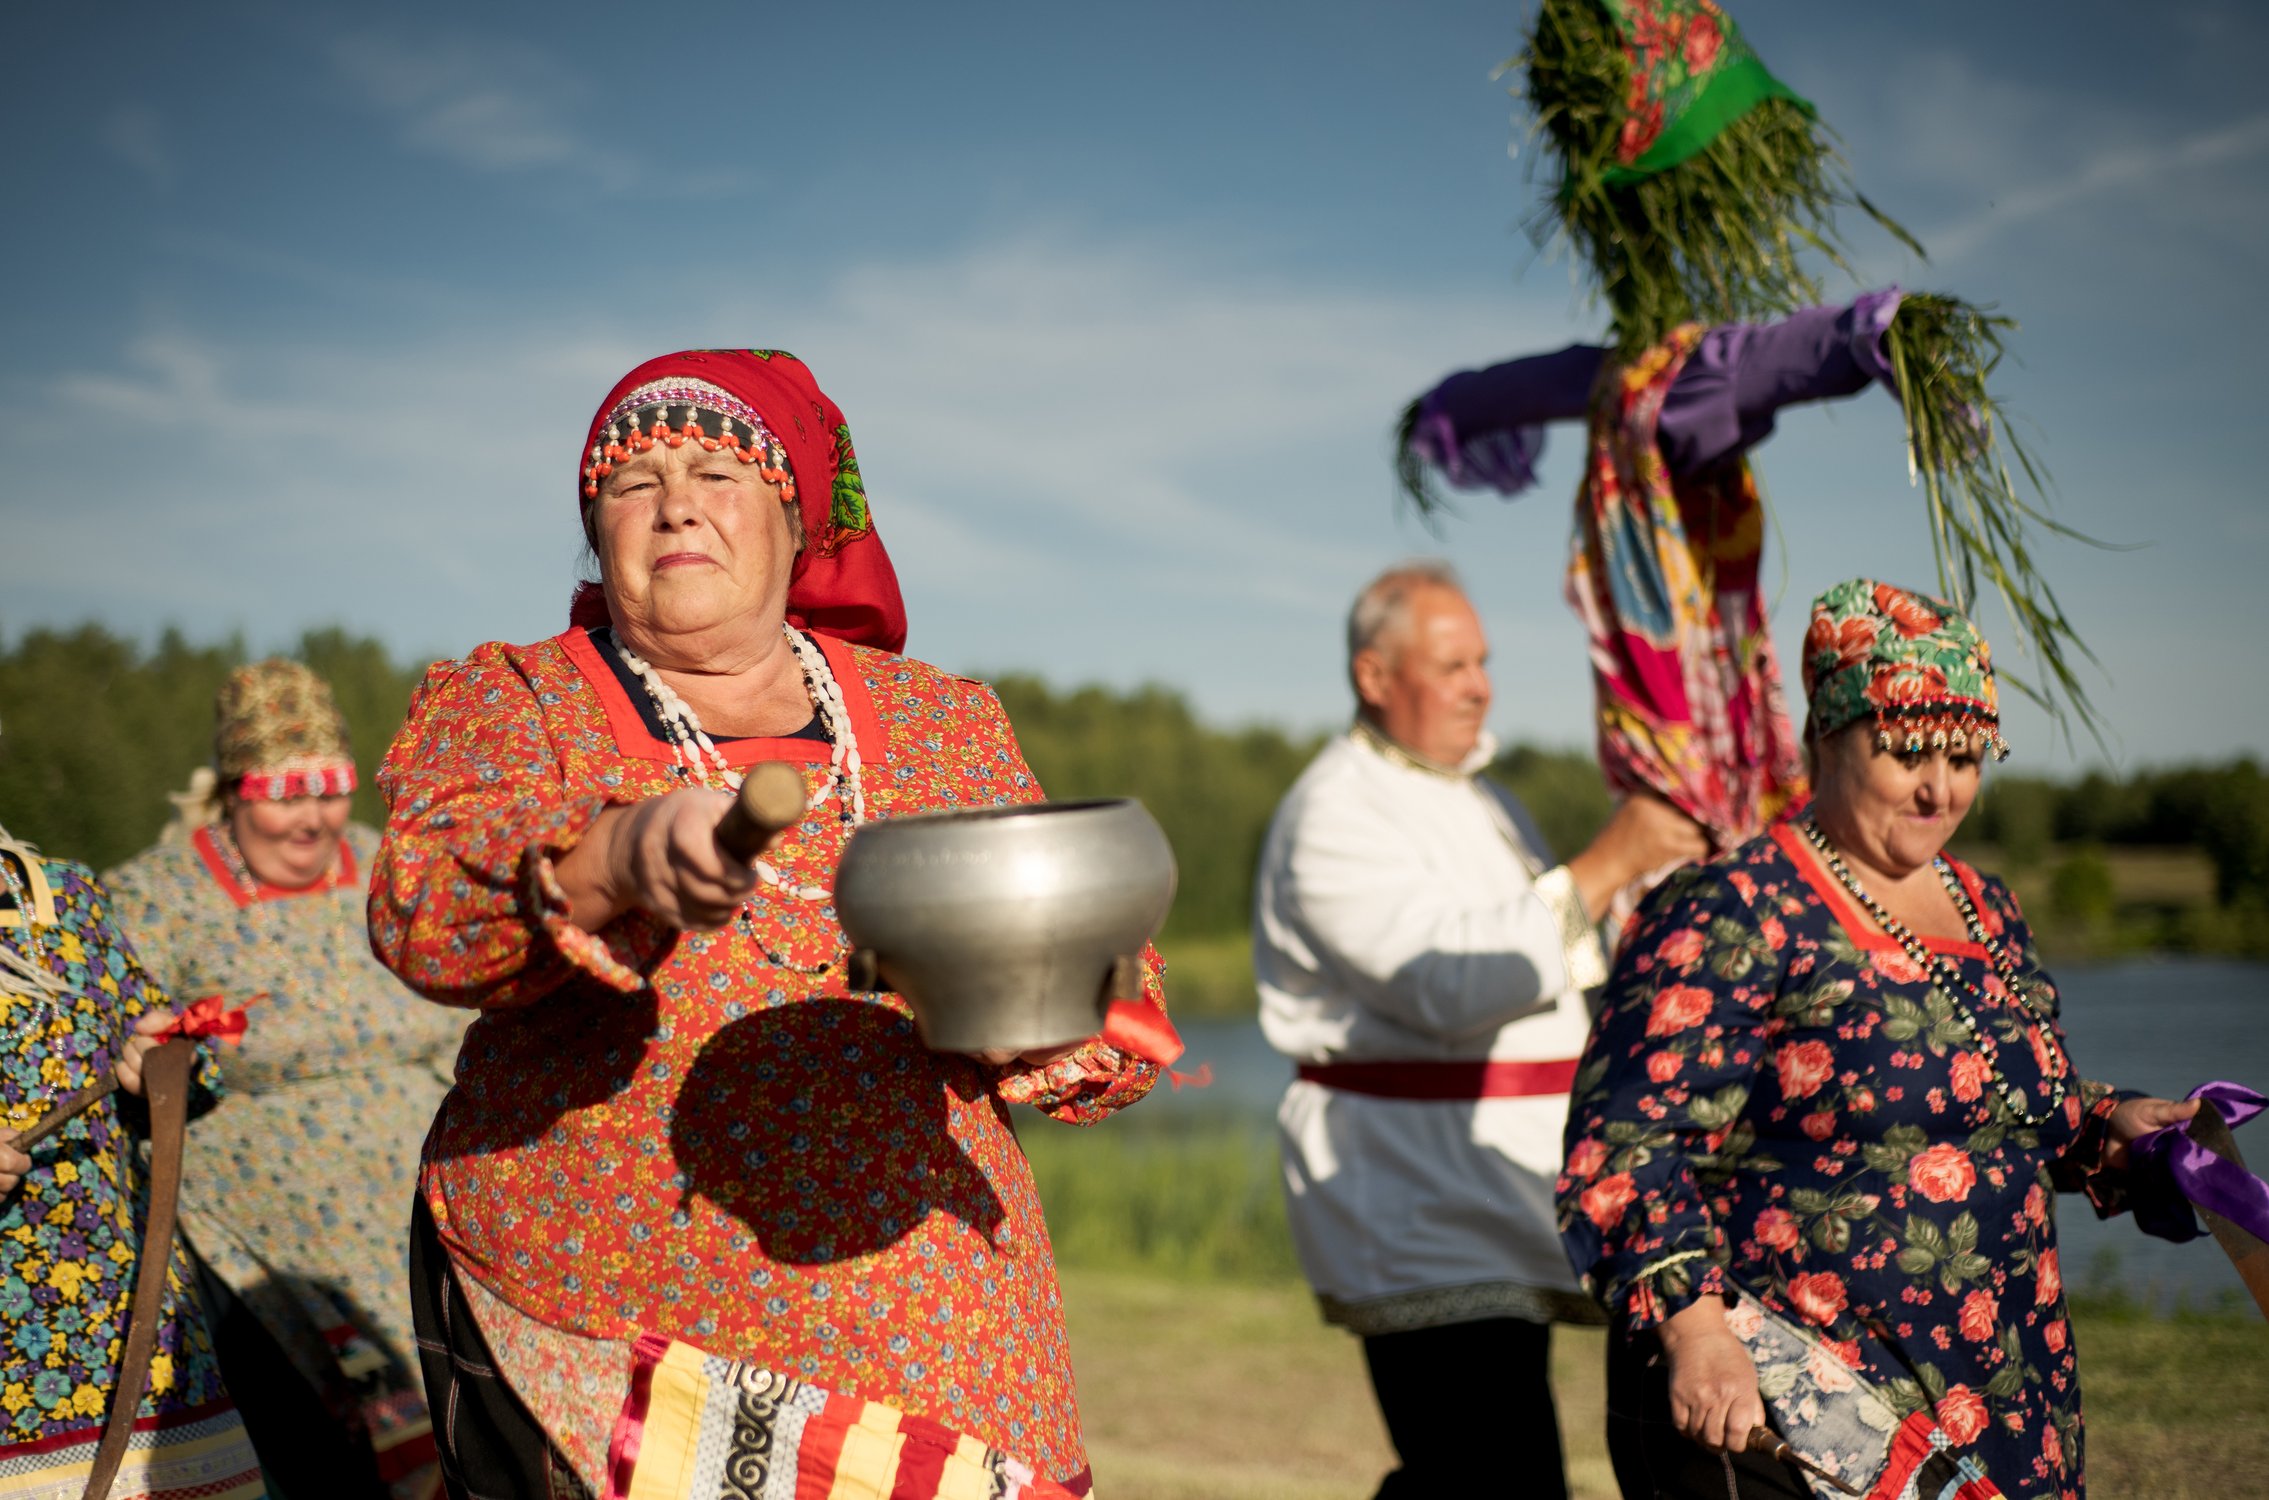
[580,377,797,503]
[236,765,356,801]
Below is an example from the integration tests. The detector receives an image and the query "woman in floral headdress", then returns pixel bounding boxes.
[0,815,263,1498]
[1556,580,2200,1500]
[367,349,1167,1500]
[105,661,463,1498]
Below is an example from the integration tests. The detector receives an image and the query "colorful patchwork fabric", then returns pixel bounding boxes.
[103,823,465,1499]
[1559,828,2132,1497]
[606,1333,1087,1500]
[1723,1287,2003,1498]
[369,629,1166,1487]
[1566,325,1805,850]
[1802,578,2010,759]
[1599,0,1812,182]
[0,857,263,1497]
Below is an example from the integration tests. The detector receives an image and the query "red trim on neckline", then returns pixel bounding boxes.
[1770,821,1988,960]
[191,825,359,909]
[556,626,891,770]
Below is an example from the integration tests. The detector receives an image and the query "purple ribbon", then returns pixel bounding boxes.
[2128,1081,2269,1246]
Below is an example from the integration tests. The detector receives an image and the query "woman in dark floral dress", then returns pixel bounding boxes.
[1558,580,2201,1500]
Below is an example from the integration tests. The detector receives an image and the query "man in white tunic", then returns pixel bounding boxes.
[1255,561,1707,1498]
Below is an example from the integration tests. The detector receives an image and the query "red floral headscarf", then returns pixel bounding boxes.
[568,349,907,653]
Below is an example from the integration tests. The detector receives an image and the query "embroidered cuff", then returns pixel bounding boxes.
[522,796,669,996]
[1613,1252,1730,1336]
[1534,865,1608,991]
[2058,1082,2141,1216]
[992,951,1165,1122]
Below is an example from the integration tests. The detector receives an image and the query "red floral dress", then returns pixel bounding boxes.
[1558,824,2130,1500]
[368,628,1162,1487]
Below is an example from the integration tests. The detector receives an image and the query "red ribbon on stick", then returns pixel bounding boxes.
[154,992,265,1047]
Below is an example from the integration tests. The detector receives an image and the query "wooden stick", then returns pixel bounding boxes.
[8,1077,117,1154]
[714,763,809,865]
[1747,1426,1863,1496]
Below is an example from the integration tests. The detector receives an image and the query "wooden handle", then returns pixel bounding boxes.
[11,1077,117,1154]
[715,763,808,865]
[1747,1426,1862,1496]
[83,1041,196,1500]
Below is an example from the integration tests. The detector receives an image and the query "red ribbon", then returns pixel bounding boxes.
[155,992,265,1047]
[1098,1000,1213,1090]
[1100,999,1184,1068]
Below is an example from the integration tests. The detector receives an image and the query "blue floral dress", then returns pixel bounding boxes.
[103,822,465,1493]
[0,848,263,1498]
[1558,825,2129,1500]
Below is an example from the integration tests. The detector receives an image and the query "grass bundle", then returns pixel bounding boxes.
[1885,294,2111,740]
[1516,0,1920,350]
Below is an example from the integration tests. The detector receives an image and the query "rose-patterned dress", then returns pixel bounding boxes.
[0,850,263,1499]
[367,627,1164,1494]
[1558,824,2134,1500]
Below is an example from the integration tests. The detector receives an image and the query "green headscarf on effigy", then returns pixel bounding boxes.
[1596,0,1812,184]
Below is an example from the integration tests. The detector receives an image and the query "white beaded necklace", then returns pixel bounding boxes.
[613,624,866,904]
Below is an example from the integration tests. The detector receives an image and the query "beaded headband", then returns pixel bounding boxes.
[580,377,796,503]
[1800,579,2010,761]
[235,764,356,801]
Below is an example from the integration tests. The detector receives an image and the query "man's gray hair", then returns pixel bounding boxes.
[1347,559,1465,688]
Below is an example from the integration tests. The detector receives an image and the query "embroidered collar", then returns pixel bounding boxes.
[192,824,359,909]
[1351,718,1499,779]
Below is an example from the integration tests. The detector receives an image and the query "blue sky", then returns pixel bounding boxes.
[5,0,2264,768]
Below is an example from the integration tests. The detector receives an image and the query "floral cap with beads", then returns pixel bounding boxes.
[569,349,906,654]
[1800,579,2009,760]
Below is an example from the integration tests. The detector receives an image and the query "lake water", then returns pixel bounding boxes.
[1130,957,2269,1314]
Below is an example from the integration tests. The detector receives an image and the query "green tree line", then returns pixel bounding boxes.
[2,625,2263,956]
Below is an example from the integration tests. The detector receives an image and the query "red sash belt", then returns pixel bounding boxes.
[1296,1057,1580,1100]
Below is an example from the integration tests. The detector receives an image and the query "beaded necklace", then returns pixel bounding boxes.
[1796,816,2070,1128]
[203,823,347,903]
[613,625,865,975]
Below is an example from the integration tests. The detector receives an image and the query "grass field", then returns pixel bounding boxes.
[1059,1272,2269,1499]
[1024,1122,2268,1497]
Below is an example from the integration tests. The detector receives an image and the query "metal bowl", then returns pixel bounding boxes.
[833,798,1177,1053]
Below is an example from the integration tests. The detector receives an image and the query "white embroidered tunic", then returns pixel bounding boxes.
[1253,725,1606,1334]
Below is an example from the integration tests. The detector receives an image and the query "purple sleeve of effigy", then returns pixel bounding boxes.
[2127,1081,2269,1243]
[1409,342,1604,496]
[1657,287,1904,477]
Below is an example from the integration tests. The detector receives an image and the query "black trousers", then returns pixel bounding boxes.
[194,1253,388,1500]
[408,1194,593,1500]
[1602,1331,1807,1499]
[1361,1317,1568,1500]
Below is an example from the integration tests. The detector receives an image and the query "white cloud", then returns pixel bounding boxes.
[7,229,1579,730]
[326,31,634,185]
[1928,109,2269,263]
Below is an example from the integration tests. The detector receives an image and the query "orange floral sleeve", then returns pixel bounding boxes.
[369,645,675,1009]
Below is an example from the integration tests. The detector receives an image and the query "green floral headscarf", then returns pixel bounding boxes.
[1800,579,2009,759]
[1598,0,1812,184]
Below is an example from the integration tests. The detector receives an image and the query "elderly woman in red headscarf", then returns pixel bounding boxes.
[369,350,1166,1500]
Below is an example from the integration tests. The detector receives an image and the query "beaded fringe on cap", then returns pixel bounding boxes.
[1869,706,2009,761]
[581,376,795,502]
